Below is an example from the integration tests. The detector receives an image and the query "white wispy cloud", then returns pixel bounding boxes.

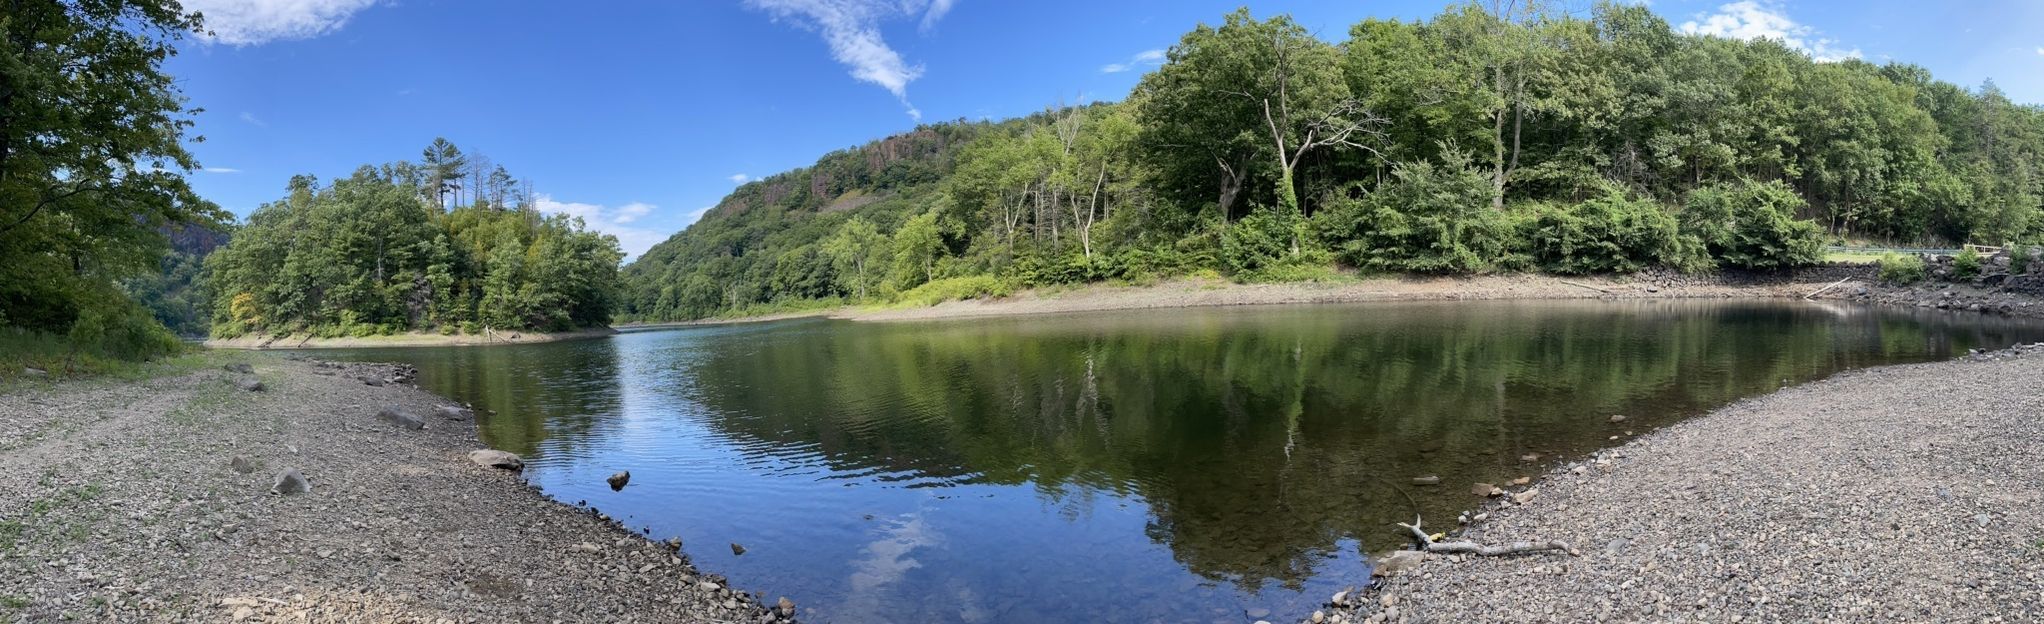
[182,0,382,46]
[1680,1,1860,62]
[1100,48,1165,74]
[919,0,957,32]
[2036,47,2043,56]
[203,167,242,174]
[534,194,666,260]
[238,111,266,127]
[728,173,752,184]
[746,0,957,121]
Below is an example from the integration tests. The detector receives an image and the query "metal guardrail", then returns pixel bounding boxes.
[1824,245,1963,256]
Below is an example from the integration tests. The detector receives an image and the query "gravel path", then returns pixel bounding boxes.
[1318,345,2044,623]
[0,356,794,623]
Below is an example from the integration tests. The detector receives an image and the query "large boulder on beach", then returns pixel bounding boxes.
[375,406,426,430]
[469,449,523,471]
[271,469,310,495]
[233,377,264,392]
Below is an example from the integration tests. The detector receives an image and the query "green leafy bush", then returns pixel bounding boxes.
[1878,253,1926,284]
[1315,162,1517,273]
[1679,180,1824,270]
[1522,191,1685,274]
[1219,208,1299,275]
[1953,247,1982,279]
[895,276,1013,307]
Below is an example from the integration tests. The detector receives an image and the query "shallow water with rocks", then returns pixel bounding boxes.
[331,299,2044,623]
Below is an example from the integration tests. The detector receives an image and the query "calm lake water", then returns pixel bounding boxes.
[331,300,2044,623]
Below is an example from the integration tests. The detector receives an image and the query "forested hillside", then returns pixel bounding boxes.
[622,3,2044,322]
[204,141,623,339]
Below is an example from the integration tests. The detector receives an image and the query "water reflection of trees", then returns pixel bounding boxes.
[367,339,626,457]
[678,301,2044,588]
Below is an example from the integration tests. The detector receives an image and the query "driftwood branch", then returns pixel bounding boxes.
[1556,279,1612,294]
[1397,516,1575,557]
[1804,276,1855,300]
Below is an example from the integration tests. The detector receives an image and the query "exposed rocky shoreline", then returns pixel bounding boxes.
[202,327,619,350]
[0,356,792,623]
[1307,342,2044,623]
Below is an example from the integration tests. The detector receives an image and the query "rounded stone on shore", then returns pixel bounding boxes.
[468,449,523,471]
[230,455,256,474]
[234,377,264,392]
[375,406,426,430]
[271,469,310,495]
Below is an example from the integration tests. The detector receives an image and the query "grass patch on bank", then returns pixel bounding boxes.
[0,328,246,396]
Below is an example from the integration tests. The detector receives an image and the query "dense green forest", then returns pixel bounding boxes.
[621,3,2044,321]
[0,1,218,368]
[203,142,624,338]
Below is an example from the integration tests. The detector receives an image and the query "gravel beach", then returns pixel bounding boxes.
[0,356,793,623]
[1317,345,2044,623]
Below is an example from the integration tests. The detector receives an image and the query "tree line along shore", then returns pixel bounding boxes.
[10,3,2044,374]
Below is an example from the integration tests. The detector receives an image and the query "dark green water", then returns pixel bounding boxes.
[329,300,2044,623]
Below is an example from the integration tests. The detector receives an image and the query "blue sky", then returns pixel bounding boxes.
[170,0,2044,259]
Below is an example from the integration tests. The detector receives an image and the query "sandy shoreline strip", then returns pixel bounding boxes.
[0,355,794,623]
[203,326,619,350]
[841,272,1856,323]
[1313,345,2044,623]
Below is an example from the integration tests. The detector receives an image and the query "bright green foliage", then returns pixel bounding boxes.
[1953,247,1982,279]
[1314,161,1515,274]
[1878,253,1927,284]
[0,0,222,359]
[890,210,945,289]
[1524,191,1686,275]
[1680,180,1825,270]
[204,156,621,338]
[621,5,2044,319]
[822,216,890,302]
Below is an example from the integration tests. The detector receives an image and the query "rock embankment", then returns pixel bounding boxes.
[1315,344,2044,623]
[0,356,792,623]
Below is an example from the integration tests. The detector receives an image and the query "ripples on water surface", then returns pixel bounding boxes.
[329,300,2044,623]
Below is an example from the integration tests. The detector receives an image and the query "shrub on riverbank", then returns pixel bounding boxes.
[1879,253,1928,284]
[1953,247,1983,279]
[1680,180,1826,270]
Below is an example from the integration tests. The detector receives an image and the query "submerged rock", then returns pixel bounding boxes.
[1411,475,1441,486]
[271,469,310,495]
[436,405,474,420]
[607,470,630,491]
[1472,483,1504,497]
[468,449,524,471]
[375,406,426,430]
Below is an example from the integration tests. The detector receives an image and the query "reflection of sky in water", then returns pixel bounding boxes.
[329,300,2044,623]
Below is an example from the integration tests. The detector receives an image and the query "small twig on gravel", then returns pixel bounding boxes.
[1557,280,1613,294]
[1397,516,1577,557]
